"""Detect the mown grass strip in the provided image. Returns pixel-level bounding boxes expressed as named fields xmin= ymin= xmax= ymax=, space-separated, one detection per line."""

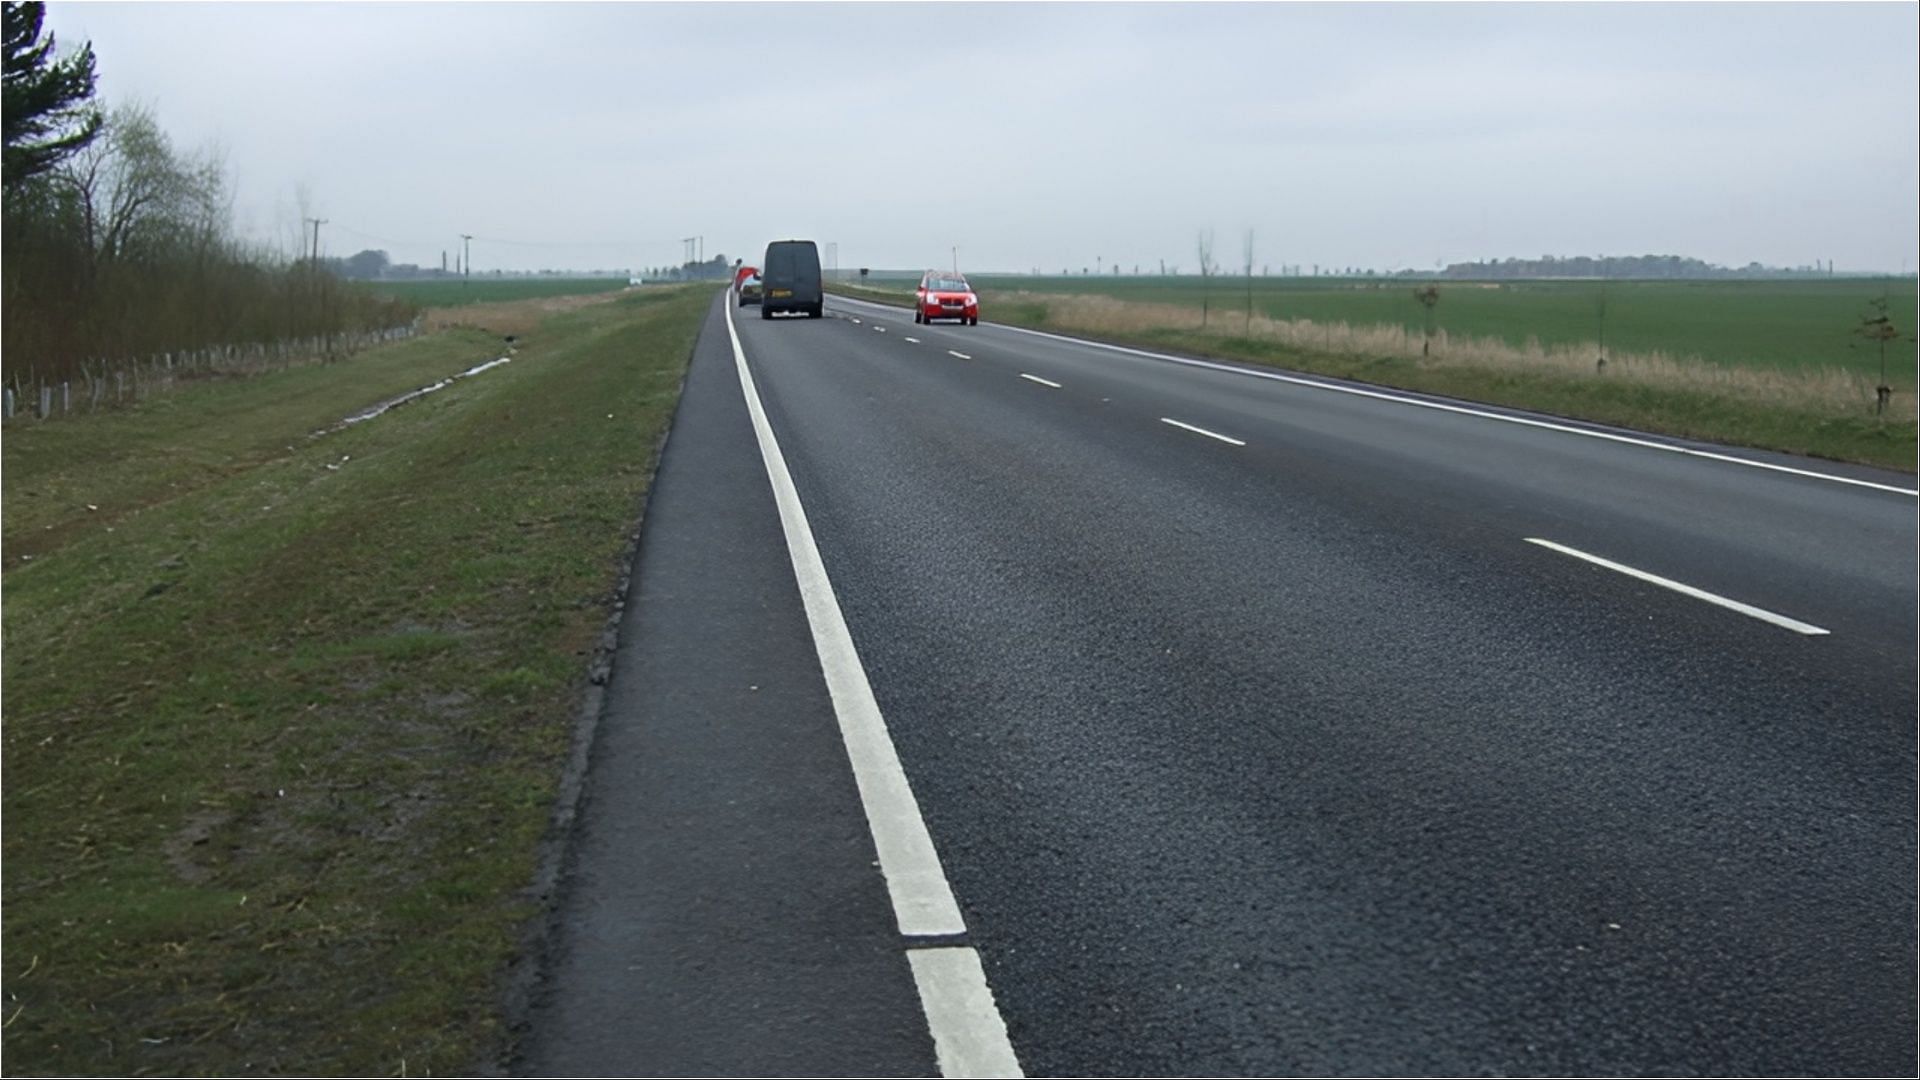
xmin=1 ymin=284 xmax=715 ymax=1075
xmin=826 ymin=283 xmax=1915 ymax=471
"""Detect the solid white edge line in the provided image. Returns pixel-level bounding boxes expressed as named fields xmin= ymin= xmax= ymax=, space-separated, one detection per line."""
xmin=908 ymin=948 xmax=1024 ymax=1079
xmin=727 ymin=297 xmax=1024 ymax=1078
xmin=1525 ymin=538 xmax=1831 ymax=636
xmin=1019 ymin=373 xmax=1061 ymax=388
xmin=948 ymin=350 xmax=972 ymax=360
xmin=828 ymin=294 xmax=1915 ymax=498
xmin=1160 ymin=417 xmax=1247 ymax=446
xmin=724 ymin=298 xmax=968 ymax=936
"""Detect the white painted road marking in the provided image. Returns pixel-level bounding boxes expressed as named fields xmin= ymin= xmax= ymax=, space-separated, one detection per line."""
xmin=1526 ymin=538 xmax=1831 ymax=636
xmin=829 ymin=295 xmax=1916 ymax=498
xmin=1160 ymin=417 xmax=1246 ymax=446
xmin=725 ymin=302 xmax=964 ymax=932
xmin=949 ymin=351 xmax=972 ymax=360
xmin=905 ymin=337 xmax=921 ymax=344
xmin=1020 ymin=374 xmax=1061 ymax=388
xmin=724 ymin=298 xmax=1024 ymax=1077
xmin=909 ymin=948 xmax=1024 ymax=1078
xmin=874 ymin=326 xmax=887 ymax=333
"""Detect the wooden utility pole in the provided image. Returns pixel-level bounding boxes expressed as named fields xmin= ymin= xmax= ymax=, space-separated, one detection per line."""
xmin=305 ymin=218 xmax=327 ymax=265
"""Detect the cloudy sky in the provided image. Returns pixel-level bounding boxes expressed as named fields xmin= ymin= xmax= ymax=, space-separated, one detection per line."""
xmin=43 ymin=1 xmax=1920 ymax=274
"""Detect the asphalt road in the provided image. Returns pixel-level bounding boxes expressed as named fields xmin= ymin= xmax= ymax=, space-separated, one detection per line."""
xmin=524 ymin=290 xmax=1916 ymax=1076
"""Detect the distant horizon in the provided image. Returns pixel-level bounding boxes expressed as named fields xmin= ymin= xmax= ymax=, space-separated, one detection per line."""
xmin=370 ymin=265 xmax=1920 ymax=282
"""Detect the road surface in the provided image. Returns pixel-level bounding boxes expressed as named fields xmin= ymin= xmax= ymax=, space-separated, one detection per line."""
xmin=520 ymin=290 xmax=1916 ymax=1076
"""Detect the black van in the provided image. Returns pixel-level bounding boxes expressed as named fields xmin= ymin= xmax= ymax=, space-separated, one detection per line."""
xmin=760 ymin=239 xmax=823 ymax=319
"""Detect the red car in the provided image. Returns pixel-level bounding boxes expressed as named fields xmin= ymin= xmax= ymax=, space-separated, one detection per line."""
xmin=915 ymin=271 xmax=979 ymax=326
xmin=734 ymin=264 xmax=758 ymax=290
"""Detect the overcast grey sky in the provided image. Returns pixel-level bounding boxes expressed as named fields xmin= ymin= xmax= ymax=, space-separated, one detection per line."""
xmin=44 ymin=1 xmax=1920 ymax=274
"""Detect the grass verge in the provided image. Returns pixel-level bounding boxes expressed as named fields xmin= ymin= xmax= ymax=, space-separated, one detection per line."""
xmin=364 ymin=277 xmax=632 ymax=309
xmin=826 ymin=283 xmax=1916 ymax=471
xmin=2 ymin=284 xmax=715 ymax=1074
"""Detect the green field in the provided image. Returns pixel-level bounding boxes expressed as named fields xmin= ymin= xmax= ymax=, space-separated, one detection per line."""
xmin=969 ymin=275 xmax=1919 ymax=386
xmin=363 ymin=277 xmax=632 ymax=308
xmin=2 ymin=285 xmax=713 ymax=1074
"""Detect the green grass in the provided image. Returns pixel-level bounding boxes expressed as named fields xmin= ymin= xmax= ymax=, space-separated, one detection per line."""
xmin=971 ymin=275 xmax=1919 ymax=386
xmin=362 ymin=277 xmax=632 ymax=308
xmin=2 ymin=284 xmax=714 ymax=1074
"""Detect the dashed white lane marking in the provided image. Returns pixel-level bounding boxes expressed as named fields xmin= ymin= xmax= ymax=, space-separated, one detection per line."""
xmin=851 ymin=318 xmax=862 ymax=324
xmin=905 ymin=337 xmax=921 ymax=344
xmin=948 ymin=351 xmax=972 ymax=360
xmin=826 ymin=295 xmax=1915 ymax=500
xmin=723 ymin=298 xmax=1024 ymax=1077
xmin=1160 ymin=417 xmax=1246 ymax=446
xmin=909 ymin=948 xmax=1024 ymax=1078
xmin=874 ymin=326 xmax=887 ymax=333
xmin=972 ymin=317 xmax=1918 ymax=499
xmin=1525 ymin=537 xmax=1831 ymax=636
xmin=1020 ymin=374 xmax=1062 ymax=388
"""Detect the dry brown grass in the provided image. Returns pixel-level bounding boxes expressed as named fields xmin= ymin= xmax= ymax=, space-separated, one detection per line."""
xmin=422 ymin=289 xmax=636 ymax=339
xmin=1010 ymin=291 xmax=1915 ymax=419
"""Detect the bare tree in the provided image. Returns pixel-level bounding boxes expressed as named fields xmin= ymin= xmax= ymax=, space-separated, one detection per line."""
xmin=1196 ymin=228 xmax=1214 ymax=329
xmin=1857 ymin=291 xmax=1901 ymax=414
xmin=1413 ymin=285 xmax=1440 ymax=356
xmin=54 ymin=103 xmax=220 ymax=276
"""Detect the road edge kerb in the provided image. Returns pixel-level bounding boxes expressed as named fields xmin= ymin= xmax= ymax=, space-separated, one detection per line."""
xmin=480 ymin=302 xmax=708 ymax=1076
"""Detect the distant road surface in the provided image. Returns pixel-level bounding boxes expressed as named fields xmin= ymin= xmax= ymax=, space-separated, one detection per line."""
xmin=522 ymin=291 xmax=1915 ymax=1076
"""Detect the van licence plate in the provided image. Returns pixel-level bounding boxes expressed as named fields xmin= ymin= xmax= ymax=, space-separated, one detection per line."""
xmin=771 ymin=289 xmax=792 ymax=298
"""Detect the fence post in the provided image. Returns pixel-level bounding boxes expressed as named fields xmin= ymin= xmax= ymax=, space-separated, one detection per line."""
xmin=61 ymin=381 xmax=70 ymax=414
xmin=3 ymin=388 xmax=13 ymax=420
xmin=39 ymin=385 xmax=52 ymax=419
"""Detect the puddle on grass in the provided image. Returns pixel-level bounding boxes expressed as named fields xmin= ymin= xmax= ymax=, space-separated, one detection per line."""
xmin=313 ymin=355 xmax=512 ymax=436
